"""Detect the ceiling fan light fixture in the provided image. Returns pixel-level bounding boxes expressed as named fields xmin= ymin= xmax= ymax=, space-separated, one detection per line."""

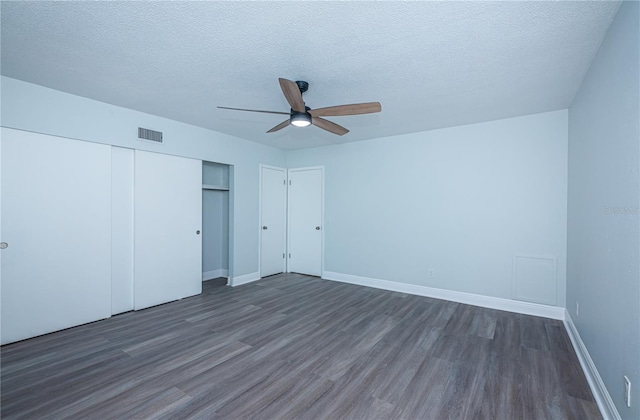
xmin=290 ymin=111 xmax=312 ymax=127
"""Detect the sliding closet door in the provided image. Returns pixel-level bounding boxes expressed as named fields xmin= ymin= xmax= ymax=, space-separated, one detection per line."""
xmin=134 ymin=151 xmax=202 ymax=310
xmin=0 ymin=128 xmax=112 ymax=345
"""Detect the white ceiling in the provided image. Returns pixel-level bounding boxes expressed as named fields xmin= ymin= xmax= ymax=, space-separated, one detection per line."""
xmin=1 ymin=1 xmax=620 ymax=150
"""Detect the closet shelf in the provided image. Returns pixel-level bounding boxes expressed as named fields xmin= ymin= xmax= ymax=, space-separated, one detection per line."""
xmin=202 ymin=184 xmax=229 ymax=191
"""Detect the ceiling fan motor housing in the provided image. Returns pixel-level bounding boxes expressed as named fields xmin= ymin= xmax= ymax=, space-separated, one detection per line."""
xmin=295 ymin=81 xmax=309 ymax=94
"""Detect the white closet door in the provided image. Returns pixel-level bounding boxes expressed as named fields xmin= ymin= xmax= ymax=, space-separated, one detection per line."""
xmin=288 ymin=167 xmax=323 ymax=277
xmin=260 ymin=166 xmax=287 ymax=277
xmin=0 ymin=128 xmax=112 ymax=345
xmin=134 ymin=151 xmax=202 ymax=310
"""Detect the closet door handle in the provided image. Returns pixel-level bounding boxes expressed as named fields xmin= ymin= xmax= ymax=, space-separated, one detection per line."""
xmin=315 ymin=226 xmax=321 ymax=230
xmin=0 ymin=242 xmax=7 ymax=249
xmin=196 ymin=230 xmax=201 ymax=235
xmin=262 ymin=226 xmax=268 ymax=230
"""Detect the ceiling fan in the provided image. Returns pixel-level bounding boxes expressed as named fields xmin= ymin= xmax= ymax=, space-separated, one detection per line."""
xmin=218 ymin=78 xmax=381 ymax=136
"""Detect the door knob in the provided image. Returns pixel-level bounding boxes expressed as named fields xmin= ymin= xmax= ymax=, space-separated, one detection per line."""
xmin=262 ymin=226 xmax=268 ymax=230
xmin=0 ymin=242 xmax=7 ymax=249
xmin=315 ymin=226 xmax=321 ymax=230
xmin=196 ymin=230 xmax=201 ymax=235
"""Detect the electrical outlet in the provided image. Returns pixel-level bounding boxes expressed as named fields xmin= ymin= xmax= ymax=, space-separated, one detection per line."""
xmin=624 ymin=376 xmax=631 ymax=407
xmin=576 ymin=301 xmax=579 ymax=317
xmin=428 ymin=269 xmax=434 ymax=278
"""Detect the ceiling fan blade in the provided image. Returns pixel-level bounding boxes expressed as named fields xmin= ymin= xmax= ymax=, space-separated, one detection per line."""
xmin=312 ymin=117 xmax=349 ymax=136
xmin=266 ymin=119 xmax=290 ymax=133
xmin=309 ymin=102 xmax=381 ymax=117
xmin=218 ymin=106 xmax=290 ymax=115
xmin=278 ymin=78 xmax=306 ymax=113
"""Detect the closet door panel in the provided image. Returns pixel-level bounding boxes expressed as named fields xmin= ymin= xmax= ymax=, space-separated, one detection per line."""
xmin=0 ymin=128 xmax=112 ymax=344
xmin=134 ymin=151 xmax=202 ymax=310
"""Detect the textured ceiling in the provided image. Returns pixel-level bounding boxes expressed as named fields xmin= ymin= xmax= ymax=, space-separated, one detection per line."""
xmin=1 ymin=1 xmax=620 ymax=150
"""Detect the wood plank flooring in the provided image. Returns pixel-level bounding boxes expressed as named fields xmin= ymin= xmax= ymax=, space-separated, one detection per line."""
xmin=1 ymin=273 xmax=601 ymax=419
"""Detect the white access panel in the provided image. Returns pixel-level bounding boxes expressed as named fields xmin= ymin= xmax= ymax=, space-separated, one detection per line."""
xmin=134 ymin=150 xmax=202 ymax=310
xmin=260 ymin=165 xmax=287 ymax=277
xmin=512 ymin=254 xmax=557 ymax=305
xmin=288 ymin=167 xmax=323 ymax=277
xmin=0 ymin=128 xmax=112 ymax=344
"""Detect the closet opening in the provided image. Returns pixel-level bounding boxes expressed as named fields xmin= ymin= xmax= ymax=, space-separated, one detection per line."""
xmin=202 ymin=161 xmax=232 ymax=286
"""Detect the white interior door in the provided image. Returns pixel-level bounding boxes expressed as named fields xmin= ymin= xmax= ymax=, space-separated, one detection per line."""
xmin=134 ymin=151 xmax=202 ymax=310
xmin=260 ymin=165 xmax=287 ymax=277
xmin=1 ymin=128 xmax=112 ymax=345
xmin=288 ymin=167 xmax=323 ymax=276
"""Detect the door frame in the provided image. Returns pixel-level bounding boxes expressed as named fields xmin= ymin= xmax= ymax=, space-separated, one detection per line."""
xmin=258 ymin=164 xmax=288 ymax=277
xmin=287 ymin=166 xmax=325 ymax=276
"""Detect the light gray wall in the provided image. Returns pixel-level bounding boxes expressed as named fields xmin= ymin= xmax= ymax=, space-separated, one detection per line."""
xmin=1 ymin=76 xmax=286 ymax=278
xmin=287 ymin=110 xmax=568 ymax=306
xmin=567 ymin=2 xmax=639 ymax=418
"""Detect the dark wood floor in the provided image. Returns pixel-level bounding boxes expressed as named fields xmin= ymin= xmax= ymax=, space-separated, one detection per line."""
xmin=1 ymin=273 xmax=600 ymax=419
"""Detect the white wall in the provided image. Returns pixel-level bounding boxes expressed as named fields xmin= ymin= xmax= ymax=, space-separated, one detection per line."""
xmin=567 ymin=1 xmax=639 ymax=418
xmin=287 ymin=110 xmax=568 ymax=306
xmin=1 ymin=76 xmax=287 ymax=279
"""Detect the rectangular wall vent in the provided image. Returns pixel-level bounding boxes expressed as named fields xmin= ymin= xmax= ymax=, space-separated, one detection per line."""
xmin=138 ymin=127 xmax=163 ymax=143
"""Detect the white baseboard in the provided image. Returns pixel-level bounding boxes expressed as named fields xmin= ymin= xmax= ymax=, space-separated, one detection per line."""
xmin=202 ymin=269 xmax=229 ymax=281
xmin=230 ymin=271 xmax=261 ymax=287
xmin=564 ymin=311 xmax=619 ymax=420
xmin=321 ymin=271 xmax=565 ymax=320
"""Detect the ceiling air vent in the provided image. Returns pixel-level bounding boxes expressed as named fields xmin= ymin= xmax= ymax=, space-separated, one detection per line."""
xmin=138 ymin=127 xmax=163 ymax=143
